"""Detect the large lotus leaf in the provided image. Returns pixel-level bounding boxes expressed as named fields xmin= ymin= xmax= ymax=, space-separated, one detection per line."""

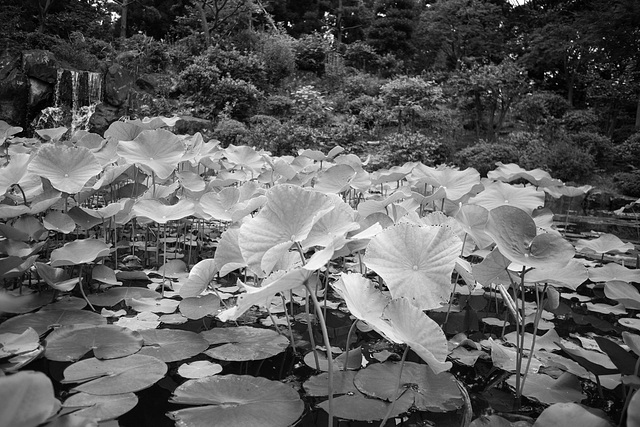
xmin=488 ymin=163 xmax=562 ymax=188
xmin=168 ymin=374 xmax=304 ymax=427
xmin=588 ymin=263 xmax=640 ymax=283
xmin=412 ymin=164 xmax=480 ymax=201
xmin=43 ymin=211 xmax=76 ymax=234
xmin=104 ymin=121 xmax=143 ymax=142
xmin=557 ymin=340 xmax=617 ymax=376
xmin=354 ymin=362 xmax=463 ymax=412
xmin=179 ymin=259 xmax=218 ymax=298
xmin=330 ymin=273 xmax=396 ymax=339
xmin=86 ymin=287 xmax=160 ymax=307
xmin=35 ymin=262 xmax=76 ymax=292
xmin=383 ymin=298 xmax=452 ymax=374
xmin=533 ymin=403 xmax=611 ymax=427
xmin=177 ymin=171 xmax=206 ymax=192
xmin=453 ymin=204 xmax=492 ymax=249
xmin=224 ymin=144 xmax=265 ymax=172
xmin=506 ymin=372 xmax=585 ymax=405
xmin=117 ymin=129 xmax=184 ymax=179
xmin=92 ymin=265 xmax=120 ymax=286
xmin=469 ymin=180 xmax=545 ymax=214
xmin=0 ymin=254 xmax=38 ymax=279
xmin=357 ymin=186 xmax=412 ymax=218
xmin=604 ymin=280 xmax=640 ymax=310
xmin=213 ymin=227 xmax=247 ymax=277
xmin=485 ymin=206 xmax=574 ymax=269
xmin=363 ymin=223 xmax=462 ymax=310
xmin=0 ymin=152 xmax=31 ymax=195
xmin=128 ymin=116 xmax=180 ymax=129
xmin=44 ymin=325 xmax=143 ymax=362
xmin=0 ymin=291 xmax=55 ymax=315
xmin=137 ymin=329 xmax=209 ymax=363
xmin=628 ymin=390 xmax=640 ymax=427
xmin=63 ymin=392 xmax=138 ymax=421
xmin=50 ymin=238 xmax=111 ymax=267
xmin=62 ymin=354 xmax=167 ymax=395
xmin=319 ymin=392 xmax=413 ymax=422
xmin=0 ymin=239 xmax=45 ymax=258
xmin=179 ymin=294 xmax=221 ymax=319
xmin=132 ymin=198 xmax=195 ymax=224
xmin=314 ymin=164 xmax=356 ymax=193
xmin=301 ymin=194 xmax=359 ymax=250
xmin=67 ymin=206 xmax=103 ymax=229
xmin=575 ymin=234 xmax=634 ymax=255
xmin=198 ymin=187 xmax=240 ymax=222
xmin=216 ymin=268 xmax=312 ymax=322
xmin=471 ymin=248 xmax=513 ymax=287
xmin=28 ymin=144 xmax=101 ymax=194
xmin=0 ymin=371 xmax=56 ymax=427
xmin=525 ymin=259 xmax=589 ymax=291
xmin=238 ymin=184 xmax=334 ymax=276
xmin=0 ymin=309 xmax=106 ymax=335
xmin=202 ymin=326 xmax=290 ymax=361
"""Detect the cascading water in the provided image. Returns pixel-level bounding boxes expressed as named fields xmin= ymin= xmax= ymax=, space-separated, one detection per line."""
xmin=32 ymin=69 xmax=103 ymax=135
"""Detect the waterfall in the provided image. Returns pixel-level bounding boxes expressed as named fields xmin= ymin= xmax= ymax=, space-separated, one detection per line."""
xmin=33 ymin=69 xmax=103 ymax=135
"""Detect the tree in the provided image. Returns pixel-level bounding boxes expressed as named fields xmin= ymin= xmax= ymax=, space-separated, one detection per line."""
xmin=189 ymin=0 xmax=258 ymax=47
xmin=366 ymin=0 xmax=420 ymax=60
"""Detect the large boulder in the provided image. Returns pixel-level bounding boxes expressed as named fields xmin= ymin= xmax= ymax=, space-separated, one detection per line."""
xmin=89 ymin=102 xmax=122 ymax=136
xmin=22 ymin=50 xmax=58 ymax=84
xmin=174 ymin=116 xmax=214 ymax=135
xmin=0 ymin=50 xmax=29 ymax=127
xmin=28 ymin=78 xmax=53 ymax=115
xmin=105 ymin=64 xmax=134 ymax=107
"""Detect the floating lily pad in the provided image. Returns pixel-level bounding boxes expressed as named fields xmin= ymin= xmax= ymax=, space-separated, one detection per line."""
xmin=63 ymin=392 xmax=138 ymax=421
xmin=575 ymin=234 xmax=635 ymax=255
xmin=364 ymin=223 xmax=462 ymax=310
xmin=303 ymin=370 xmax=359 ymax=396
xmin=0 ymin=371 xmax=57 ymax=427
xmin=92 ymin=265 xmax=121 ymax=286
xmin=319 ymin=392 xmax=413 ymax=422
xmin=507 ymin=372 xmax=585 ymax=405
xmin=354 ymin=361 xmax=463 ymax=412
xmin=0 ymin=309 xmax=106 ymax=335
xmin=44 ymin=325 xmax=143 ymax=362
xmin=178 ymin=361 xmax=223 ymax=379
xmin=0 ymin=327 xmax=39 ymax=358
xmin=50 ymin=239 xmax=111 ymax=267
xmin=202 ymin=326 xmax=290 ymax=361
xmin=168 ymin=374 xmax=304 ymax=427
xmin=129 ymin=297 xmax=179 ymax=314
xmin=533 ymin=402 xmax=611 ymax=427
xmin=137 ymin=329 xmax=209 ymax=363
xmin=62 ymin=354 xmax=167 ymax=395
xmin=179 ymin=294 xmax=221 ymax=319
xmin=0 ymin=291 xmax=54 ymax=314
xmin=86 ymin=287 xmax=161 ymax=307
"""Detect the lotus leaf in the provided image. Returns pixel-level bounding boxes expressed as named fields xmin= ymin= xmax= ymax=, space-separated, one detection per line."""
xmin=213 ymin=227 xmax=247 ymax=277
xmin=44 ymin=325 xmax=143 ymax=362
xmin=469 ymin=180 xmax=545 ymax=214
xmin=202 ymin=326 xmax=290 ymax=361
xmin=604 ymin=280 xmax=640 ymax=310
xmin=628 ymin=390 xmax=640 ymax=427
xmin=364 ymin=223 xmax=462 ymax=310
xmin=533 ymin=403 xmax=611 ymax=427
xmin=488 ymin=163 xmax=562 ymax=188
xmin=507 ymin=372 xmax=585 ymax=405
xmin=589 ymin=263 xmax=640 ymax=283
xmin=575 ymin=233 xmax=635 ymax=255
xmin=28 ymin=144 xmax=102 ymax=194
xmin=198 ymin=187 xmax=239 ymax=222
xmin=62 ymin=354 xmax=167 ymax=395
xmin=13 ymin=215 xmax=48 ymax=241
xmin=63 ymin=392 xmax=138 ymax=421
xmin=179 ymin=259 xmax=218 ymax=298
xmin=137 ymin=329 xmax=209 ymax=362
xmin=558 ymin=340 xmax=617 ymax=376
xmin=0 ymin=371 xmax=57 ymax=427
xmin=238 ymin=184 xmax=334 ymax=276
xmin=354 ymin=361 xmax=463 ymax=412
xmin=168 ymin=374 xmax=304 ymax=427
xmin=178 ymin=361 xmax=223 ymax=379
xmin=43 ymin=211 xmax=76 ymax=234
xmin=50 ymin=238 xmax=111 ymax=267
xmin=485 ymin=206 xmax=574 ymax=269
xmin=0 ymin=152 xmax=31 ymax=195
xmin=224 ymin=144 xmax=265 ymax=172
xmin=319 ymin=392 xmax=413 ymax=422
xmin=303 ymin=371 xmax=359 ymax=397
xmin=619 ymin=318 xmax=640 ymax=331
xmin=132 ymin=198 xmax=195 ymax=224
xmin=117 ymin=129 xmax=185 ymax=179
xmin=92 ymin=265 xmax=120 ymax=286
xmin=413 ymin=164 xmax=480 ymax=201
xmin=129 ymin=297 xmax=179 ymax=313
xmin=525 ymin=259 xmax=588 ymax=290
xmin=314 ymin=164 xmax=356 ymax=193
xmin=179 ymin=294 xmax=221 ymax=319
xmin=0 ymin=327 xmax=39 ymax=358
xmin=0 ymin=309 xmax=106 ymax=335
xmin=490 ymin=340 xmax=542 ymax=374
xmin=593 ymin=336 xmax=638 ymax=375
xmin=86 ymin=287 xmax=161 ymax=307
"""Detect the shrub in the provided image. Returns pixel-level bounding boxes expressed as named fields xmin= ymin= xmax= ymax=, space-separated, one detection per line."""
xmin=562 ymin=109 xmax=600 ymax=133
xmin=614 ymin=171 xmax=640 ymax=197
xmin=263 ymin=95 xmax=294 ymax=117
xmin=291 ymin=85 xmax=332 ymax=126
xmin=377 ymin=131 xmax=448 ymax=169
xmin=342 ymin=73 xmax=385 ymax=99
xmin=545 ymin=140 xmax=595 ymax=183
xmin=343 ymin=41 xmax=380 ymax=72
xmin=211 ymin=77 xmax=263 ymax=121
xmin=117 ymin=34 xmax=170 ymax=73
xmin=257 ymin=33 xmax=296 ymax=86
xmin=454 ymin=142 xmax=520 ymax=176
xmin=513 ymin=91 xmax=569 ymax=129
xmin=294 ymin=33 xmax=329 ymax=75
xmin=214 ymin=118 xmax=250 ymax=146
xmin=612 ymin=132 xmax=640 ymax=168
xmin=345 ymin=95 xmax=388 ymax=130
xmin=177 ymin=57 xmax=221 ymax=103
xmin=567 ymin=131 xmax=612 ymax=167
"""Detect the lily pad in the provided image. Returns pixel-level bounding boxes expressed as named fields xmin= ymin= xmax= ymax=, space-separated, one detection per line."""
xmin=604 ymin=280 xmax=640 ymax=310
xmin=0 ymin=327 xmax=39 ymax=358
xmin=0 ymin=370 xmax=57 ymax=427
xmin=178 ymin=361 xmax=223 ymax=379
xmin=0 ymin=309 xmax=106 ymax=335
xmin=62 ymin=354 xmax=167 ymax=395
xmin=363 ymin=223 xmax=462 ymax=310
xmin=42 ymin=211 xmax=76 ymax=234
xmin=202 ymin=326 xmax=290 ymax=361
xmin=179 ymin=294 xmax=221 ymax=319
xmin=354 ymin=361 xmax=463 ymax=412
xmin=86 ymin=287 xmax=161 ymax=307
xmin=507 ymin=372 xmax=585 ymax=405
xmin=137 ymin=329 xmax=209 ymax=363
xmin=575 ymin=233 xmax=635 ymax=255
xmin=533 ymin=402 xmax=611 ymax=427
xmin=129 ymin=297 xmax=179 ymax=314
xmin=168 ymin=374 xmax=304 ymax=427
xmin=63 ymin=392 xmax=138 ymax=421
xmin=303 ymin=370 xmax=360 ymax=396
xmin=318 ymin=392 xmax=413 ymax=422
xmin=50 ymin=239 xmax=111 ymax=267
xmin=588 ymin=263 xmax=640 ymax=283
xmin=44 ymin=325 xmax=143 ymax=362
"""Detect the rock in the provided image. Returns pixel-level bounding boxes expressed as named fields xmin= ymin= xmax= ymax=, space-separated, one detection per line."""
xmin=174 ymin=116 xmax=214 ymax=135
xmin=22 ymin=50 xmax=58 ymax=84
xmin=28 ymin=78 xmax=53 ymax=118
xmin=136 ymin=74 xmax=157 ymax=93
xmin=0 ymin=49 xmax=28 ymax=126
xmin=105 ymin=64 xmax=134 ymax=107
xmin=89 ymin=102 xmax=122 ymax=135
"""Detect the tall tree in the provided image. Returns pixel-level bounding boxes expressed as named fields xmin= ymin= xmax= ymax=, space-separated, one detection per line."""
xmin=366 ymin=0 xmax=420 ymax=60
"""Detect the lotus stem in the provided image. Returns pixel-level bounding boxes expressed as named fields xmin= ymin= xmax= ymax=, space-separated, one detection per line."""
xmin=379 ymin=346 xmax=410 ymax=427
xmin=519 ymin=284 xmax=547 ymax=397
xmin=281 ymin=294 xmax=297 ymax=353
xmin=343 ymin=319 xmax=359 ymax=371
xmin=12 ymin=184 xmax=28 ymax=206
xmin=161 ymin=222 xmax=167 ymax=297
xmin=295 ymin=243 xmax=321 ymax=371
xmin=77 ymin=264 xmax=95 ymax=312
xmin=456 ymin=378 xmax=473 ymax=427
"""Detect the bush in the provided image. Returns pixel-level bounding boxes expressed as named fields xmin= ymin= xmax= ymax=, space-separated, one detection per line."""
xmin=211 ymin=77 xmax=263 ymax=121
xmin=291 ymin=85 xmax=332 ymax=126
xmin=214 ymin=118 xmax=250 ymax=146
xmin=177 ymin=57 xmax=221 ymax=103
xmin=345 ymin=95 xmax=388 ymax=130
xmin=257 ymin=33 xmax=297 ymax=86
xmin=454 ymin=142 xmax=520 ymax=176
xmin=294 ymin=33 xmax=329 ymax=75
xmin=545 ymin=140 xmax=595 ymax=183
xmin=263 ymin=95 xmax=294 ymax=117
xmin=342 ymin=73 xmax=385 ymax=99
xmin=117 ymin=34 xmax=170 ymax=73
xmin=513 ymin=91 xmax=569 ymax=129
xmin=567 ymin=132 xmax=612 ymax=167
xmin=562 ymin=109 xmax=600 ymax=133
xmin=614 ymin=171 xmax=640 ymax=197
xmin=612 ymin=132 xmax=640 ymax=168
xmin=377 ymin=132 xmax=448 ymax=169
xmin=343 ymin=41 xmax=380 ymax=73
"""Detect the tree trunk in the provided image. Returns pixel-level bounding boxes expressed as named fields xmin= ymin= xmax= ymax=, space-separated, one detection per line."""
xmin=195 ymin=2 xmax=211 ymax=48
xmin=38 ymin=0 xmax=55 ymax=33
xmin=120 ymin=0 xmax=129 ymax=40
xmin=636 ymin=93 xmax=640 ymax=130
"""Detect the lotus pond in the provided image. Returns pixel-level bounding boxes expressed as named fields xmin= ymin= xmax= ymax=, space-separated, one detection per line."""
xmin=1 ymin=118 xmax=639 ymax=427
